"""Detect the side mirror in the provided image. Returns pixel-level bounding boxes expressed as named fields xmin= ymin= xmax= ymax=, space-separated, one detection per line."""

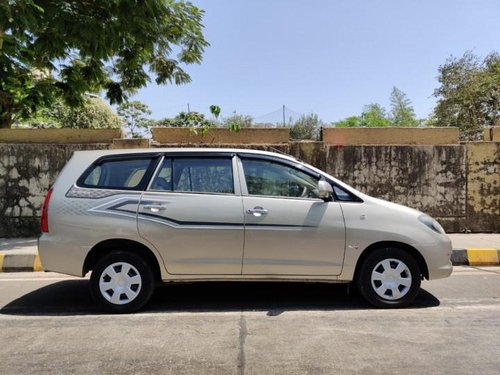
xmin=318 ymin=180 xmax=333 ymax=201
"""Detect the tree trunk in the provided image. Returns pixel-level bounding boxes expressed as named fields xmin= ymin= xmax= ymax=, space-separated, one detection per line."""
xmin=0 ymin=90 xmax=15 ymax=128
xmin=1 ymin=29 xmax=13 ymax=128
xmin=0 ymin=103 xmax=14 ymax=129
xmin=0 ymin=116 xmax=14 ymax=128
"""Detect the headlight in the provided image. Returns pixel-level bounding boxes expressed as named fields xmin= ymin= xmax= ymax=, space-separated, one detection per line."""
xmin=418 ymin=215 xmax=446 ymax=235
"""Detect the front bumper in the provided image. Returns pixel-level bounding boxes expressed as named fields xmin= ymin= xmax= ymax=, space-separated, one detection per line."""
xmin=418 ymin=236 xmax=453 ymax=280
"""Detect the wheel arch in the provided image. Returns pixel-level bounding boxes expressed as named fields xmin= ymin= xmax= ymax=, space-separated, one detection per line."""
xmin=83 ymin=239 xmax=163 ymax=282
xmin=353 ymin=241 xmax=429 ymax=281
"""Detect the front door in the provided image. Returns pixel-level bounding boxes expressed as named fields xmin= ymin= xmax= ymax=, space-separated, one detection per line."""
xmin=239 ymin=157 xmax=346 ymax=275
xmin=138 ymin=156 xmax=244 ymax=275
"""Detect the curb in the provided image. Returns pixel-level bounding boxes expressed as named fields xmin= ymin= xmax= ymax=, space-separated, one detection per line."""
xmin=451 ymin=248 xmax=500 ymax=266
xmin=0 ymin=253 xmax=43 ymax=272
xmin=0 ymin=249 xmax=499 ymax=273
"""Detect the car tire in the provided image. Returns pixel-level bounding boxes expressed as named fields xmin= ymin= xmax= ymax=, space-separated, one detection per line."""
xmin=356 ymin=247 xmax=421 ymax=308
xmin=90 ymin=251 xmax=155 ymax=313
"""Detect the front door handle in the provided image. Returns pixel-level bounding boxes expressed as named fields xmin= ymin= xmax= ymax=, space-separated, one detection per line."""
xmin=143 ymin=204 xmax=167 ymax=212
xmin=246 ymin=206 xmax=268 ymax=217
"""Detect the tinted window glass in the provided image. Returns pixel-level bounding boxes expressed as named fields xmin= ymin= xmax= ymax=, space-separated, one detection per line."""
xmin=150 ymin=159 xmax=173 ymax=191
xmin=81 ymin=158 xmax=154 ymax=189
xmin=151 ymin=158 xmax=234 ymax=194
xmin=242 ymin=159 xmax=319 ymax=198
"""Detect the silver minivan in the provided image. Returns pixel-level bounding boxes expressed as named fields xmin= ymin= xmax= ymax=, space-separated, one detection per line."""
xmin=39 ymin=148 xmax=453 ymax=312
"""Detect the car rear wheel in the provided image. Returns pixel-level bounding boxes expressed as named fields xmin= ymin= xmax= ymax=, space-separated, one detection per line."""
xmin=90 ymin=251 xmax=155 ymax=313
xmin=356 ymin=247 xmax=421 ymax=308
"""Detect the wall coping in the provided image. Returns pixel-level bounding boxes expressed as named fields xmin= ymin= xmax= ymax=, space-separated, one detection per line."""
xmin=322 ymin=127 xmax=460 ymax=145
xmin=0 ymin=128 xmax=123 ymax=144
xmin=484 ymin=127 xmax=500 ymax=142
xmin=151 ymin=127 xmax=290 ymax=144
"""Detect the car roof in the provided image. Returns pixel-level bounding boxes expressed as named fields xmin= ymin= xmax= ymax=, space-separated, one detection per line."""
xmin=74 ymin=147 xmax=298 ymax=162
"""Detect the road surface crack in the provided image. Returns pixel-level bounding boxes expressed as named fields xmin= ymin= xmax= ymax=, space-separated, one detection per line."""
xmin=237 ymin=314 xmax=247 ymax=375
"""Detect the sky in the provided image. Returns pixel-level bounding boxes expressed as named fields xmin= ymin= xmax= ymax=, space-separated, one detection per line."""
xmin=133 ymin=0 xmax=500 ymax=123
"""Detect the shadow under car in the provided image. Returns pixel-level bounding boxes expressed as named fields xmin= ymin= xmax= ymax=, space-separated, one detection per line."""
xmin=0 ymin=279 xmax=440 ymax=316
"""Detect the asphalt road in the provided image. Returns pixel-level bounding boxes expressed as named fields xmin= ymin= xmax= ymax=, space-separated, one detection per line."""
xmin=1 ymin=267 xmax=500 ymax=375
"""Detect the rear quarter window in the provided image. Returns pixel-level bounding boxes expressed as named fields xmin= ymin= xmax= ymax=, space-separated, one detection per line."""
xmin=78 ymin=157 xmax=156 ymax=190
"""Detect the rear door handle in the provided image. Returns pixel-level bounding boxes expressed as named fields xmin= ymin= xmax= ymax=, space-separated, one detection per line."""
xmin=143 ymin=204 xmax=167 ymax=212
xmin=246 ymin=207 xmax=268 ymax=217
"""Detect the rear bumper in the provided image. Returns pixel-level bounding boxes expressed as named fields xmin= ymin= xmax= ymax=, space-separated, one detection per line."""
xmin=38 ymin=234 xmax=89 ymax=277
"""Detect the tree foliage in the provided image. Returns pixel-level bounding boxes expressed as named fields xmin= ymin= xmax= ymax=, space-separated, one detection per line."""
xmin=117 ymin=101 xmax=152 ymax=138
xmin=14 ymin=96 xmax=122 ymax=129
xmin=361 ymin=103 xmax=391 ymax=127
xmin=155 ymin=107 xmax=247 ymax=133
xmin=14 ymin=99 xmax=67 ymax=128
xmin=433 ymin=51 xmax=500 ymax=139
xmin=223 ymin=112 xmax=253 ymax=131
xmin=390 ymin=87 xmax=418 ymax=126
xmin=209 ymin=105 xmax=221 ymax=120
xmin=0 ymin=0 xmax=208 ymax=128
xmin=61 ymin=97 xmax=123 ymax=129
xmin=335 ymin=103 xmax=391 ymax=128
xmin=290 ymin=113 xmax=323 ymax=140
xmin=333 ymin=116 xmax=362 ymax=128
xmin=154 ymin=111 xmax=213 ymax=130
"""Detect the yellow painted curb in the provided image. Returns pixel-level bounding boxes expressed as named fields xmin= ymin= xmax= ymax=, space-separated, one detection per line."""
xmin=467 ymin=249 xmax=499 ymax=266
xmin=33 ymin=255 xmax=43 ymax=272
xmin=0 ymin=253 xmax=4 ymax=272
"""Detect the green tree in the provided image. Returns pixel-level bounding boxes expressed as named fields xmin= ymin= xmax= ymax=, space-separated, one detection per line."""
xmin=62 ymin=97 xmax=123 ymax=129
xmin=0 ymin=0 xmax=208 ymax=128
xmin=154 ymin=111 xmax=213 ymax=131
xmin=223 ymin=112 xmax=253 ymax=131
xmin=13 ymin=99 xmax=67 ymax=128
xmin=290 ymin=113 xmax=323 ymax=140
xmin=15 ymin=96 xmax=122 ymax=129
xmin=390 ymin=87 xmax=418 ymax=126
xmin=334 ymin=104 xmax=391 ymax=128
xmin=117 ymin=101 xmax=152 ymax=138
xmin=433 ymin=51 xmax=500 ymax=139
xmin=209 ymin=105 xmax=221 ymax=120
xmin=334 ymin=116 xmax=362 ymax=128
xmin=360 ymin=103 xmax=391 ymax=127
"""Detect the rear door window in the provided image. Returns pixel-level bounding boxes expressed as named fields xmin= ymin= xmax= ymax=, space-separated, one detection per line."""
xmin=150 ymin=157 xmax=234 ymax=194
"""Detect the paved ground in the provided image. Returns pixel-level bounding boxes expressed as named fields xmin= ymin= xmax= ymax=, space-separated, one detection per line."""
xmin=0 ymin=266 xmax=499 ymax=374
xmin=449 ymin=233 xmax=500 ymax=249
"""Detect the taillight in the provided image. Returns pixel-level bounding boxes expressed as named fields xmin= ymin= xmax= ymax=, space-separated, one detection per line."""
xmin=41 ymin=188 xmax=53 ymax=233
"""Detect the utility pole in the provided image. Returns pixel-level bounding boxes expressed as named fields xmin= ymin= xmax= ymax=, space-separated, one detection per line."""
xmin=282 ymin=104 xmax=286 ymax=127
xmin=187 ymin=103 xmax=190 ymax=114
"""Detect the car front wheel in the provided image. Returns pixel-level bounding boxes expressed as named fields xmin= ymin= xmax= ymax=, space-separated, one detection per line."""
xmin=356 ymin=247 xmax=421 ymax=308
xmin=90 ymin=251 xmax=155 ymax=313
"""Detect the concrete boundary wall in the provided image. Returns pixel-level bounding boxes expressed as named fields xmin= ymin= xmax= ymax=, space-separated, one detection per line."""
xmin=0 ymin=140 xmax=498 ymax=236
xmin=466 ymin=142 xmax=500 ymax=232
xmin=0 ymin=143 xmax=112 ymax=237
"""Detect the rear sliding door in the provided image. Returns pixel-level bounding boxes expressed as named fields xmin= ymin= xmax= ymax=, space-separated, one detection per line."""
xmin=138 ymin=155 xmax=244 ymax=275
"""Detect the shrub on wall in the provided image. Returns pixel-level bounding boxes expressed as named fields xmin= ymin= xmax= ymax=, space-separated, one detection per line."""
xmin=61 ymin=97 xmax=123 ymax=129
xmin=15 ymin=97 xmax=123 ymax=129
xmin=290 ymin=113 xmax=323 ymax=140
